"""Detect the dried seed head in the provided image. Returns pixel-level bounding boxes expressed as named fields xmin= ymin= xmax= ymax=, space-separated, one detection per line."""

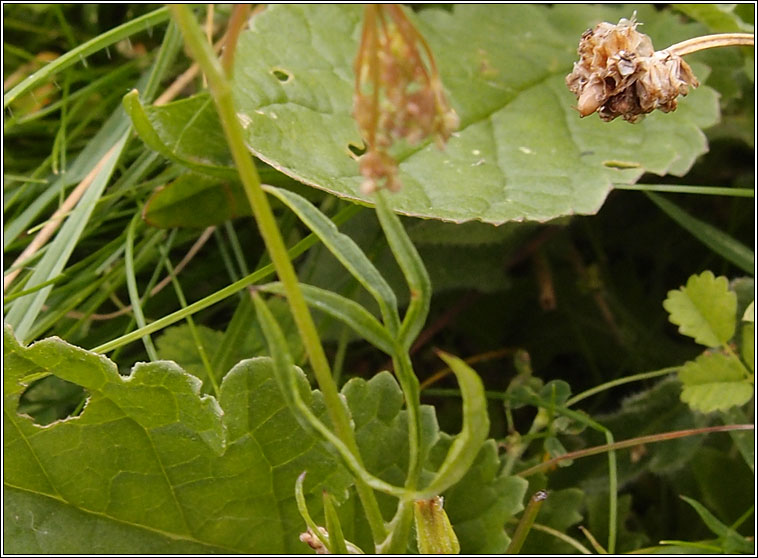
xmin=566 ymin=14 xmax=699 ymax=123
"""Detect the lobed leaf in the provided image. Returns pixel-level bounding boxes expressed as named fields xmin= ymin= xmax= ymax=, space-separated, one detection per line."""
xmin=678 ymin=350 xmax=753 ymax=413
xmin=4 ymin=324 xmax=354 ymax=553
xmin=663 ymin=271 xmax=738 ymax=347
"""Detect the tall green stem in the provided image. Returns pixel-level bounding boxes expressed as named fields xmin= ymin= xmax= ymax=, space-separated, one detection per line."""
xmin=169 ymin=6 xmax=386 ymax=546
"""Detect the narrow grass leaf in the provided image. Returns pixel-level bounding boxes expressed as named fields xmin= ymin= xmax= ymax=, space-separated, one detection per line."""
xmin=647 ymin=192 xmax=754 ymax=273
xmin=263 ymin=185 xmax=400 ymax=333
xmin=374 ymin=191 xmax=431 ymax=351
xmin=259 ymin=282 xmax=395 ymax=355
xmin=5 ymin=133 xmax=129 ymax=343
xmin=3 ymin=6 xmax=172 ymax=108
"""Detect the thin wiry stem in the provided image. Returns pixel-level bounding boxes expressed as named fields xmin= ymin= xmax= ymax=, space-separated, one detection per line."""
xmin=667 ymin=32 xmax=754 ymax=57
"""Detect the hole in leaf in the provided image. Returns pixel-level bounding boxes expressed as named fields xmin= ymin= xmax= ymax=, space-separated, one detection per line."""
xmin=271 ymin=68 xmax=291 ymax=82
xmin=347 ymin=143 xmax=367 ymax=158
xmin=18 ymin=375 xmax=89 ymax=426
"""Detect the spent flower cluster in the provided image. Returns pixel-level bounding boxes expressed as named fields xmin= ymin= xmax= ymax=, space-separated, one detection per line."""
xmin=566 ymin=15 xmax=699 ymax=123
xmin=353 ymin=5 xmax=458 ymax=193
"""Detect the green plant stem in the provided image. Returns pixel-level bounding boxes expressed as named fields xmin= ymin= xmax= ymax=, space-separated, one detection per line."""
xmin=169 ymin=6 xmax=387 ymax=546
xmin=529 ymin=522 xmax=593 ymax=554
xmin=613 ymin=184 xmax=754 ymax=197
xmin=565 ymin=367 xmax=678 ymax=407
xmin=124 ymin=214 xmax=157 ymax=361
xmin=158 ymin=239 xmax=220 ymax=398
xmin=506 ymin=490 xmax=548 ymax=554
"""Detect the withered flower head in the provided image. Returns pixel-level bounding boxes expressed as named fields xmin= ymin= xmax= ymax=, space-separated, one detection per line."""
xmin=566 ymin=15 xmax=699 ymax=123
xmin=353 ymin=5 xmax=459 ymax=193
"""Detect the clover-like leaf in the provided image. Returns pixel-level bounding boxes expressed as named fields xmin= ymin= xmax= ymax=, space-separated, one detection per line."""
xmin=663 ymin=271 xmax=738 ymax=347
xmin=228 ymin=4 xmax=719 ymax=224
xmin=678 ymin=350 xmax=753 ymax=413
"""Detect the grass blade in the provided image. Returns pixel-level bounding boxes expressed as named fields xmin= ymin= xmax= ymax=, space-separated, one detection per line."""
xmin=646 ymin=192 xmax=754 ymax=273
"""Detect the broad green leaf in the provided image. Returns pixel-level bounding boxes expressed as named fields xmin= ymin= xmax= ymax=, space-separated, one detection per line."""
xmin=341 ymin=371 xmax=525 ymax=553
xmin=678 ymin=350 xmax=753 ymax=413
xmin=4 ymin=324 xmax=354 ymax=553
xmin=674 ymin=4 xmax=754 ymax=32
xmin=647 ymin=193 xmax=754 ymax=274
xmin=143 ymin=173 xmax=250 ymax=228
xmin=743 ymin=300 xmax=755 ymax=322
xmin=342 ymin=371 xmax=440 ymax=500
xmin=742 ymin=321 xmax=754 ymax=373
xmin=3 ymin=487 xmax=224 ymax=554
xmin=228 ymin=4 xmax=719 ymax=224
xmin=663 ymin=271 xmax=738 ymax=347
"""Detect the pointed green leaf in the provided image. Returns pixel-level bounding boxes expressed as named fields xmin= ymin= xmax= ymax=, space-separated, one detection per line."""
xmin=647 ymin=193 xmax=754 ymax=273
xmin=374 ymin=192 xmax=431 ymax=350
xmin=679 ymin=496 xmax=754 ymax=554
xmin=259 ymin=282 xmax=396 ymax=355
xmin=263 ymin=185 xmax=400 ymax=331
xmin=4 ymin=324 xmax=355 ymax=553
xmin=228 ymin=4 xmax=719 ymax=224
xmin=663 ymin=271 xmax=738 ymax=347
xmin=123 ymin=90 xmax=236 ymax=179
xmin=413 ymin=496 xmax=460 ymax=554
xmin=423 ymin=351 xmax=489 ymax=496
xmin=678 ymin=350 xmax=753 ymax=413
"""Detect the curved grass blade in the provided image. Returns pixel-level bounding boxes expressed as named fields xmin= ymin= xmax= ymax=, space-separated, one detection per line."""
xmin=647 ymin=192 xmax=754 ymax=273
xmin=420 ymin=350 xmax=489 ymax=497
xmin=5 ymin=134 xmax=129 ymax=342
xmin=4 ymin=6 xmax=172 ymax=108
xmin=374 ymin=190 xmax=431 ymax=351
xmin=263 ymin=185 xmax=401 ymax=333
